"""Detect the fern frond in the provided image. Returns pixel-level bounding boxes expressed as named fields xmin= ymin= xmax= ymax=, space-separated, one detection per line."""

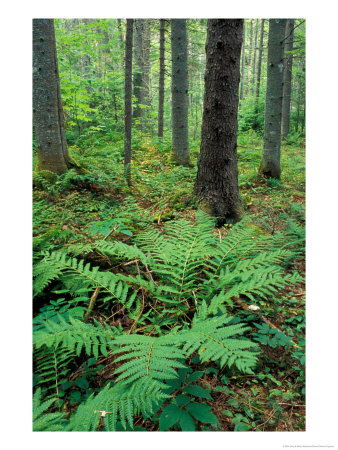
xmin=33 ymin=388 xmax=66 ymax=431
xmin=33 ymin=315 xmax=118 ymax=359
xmin=177 ymin=315 xmax=259 ymax=374
xmin=67 ymin=380 xmax=167 ymax=431
xmin=112 ymin=334 xmax=186 ymax=386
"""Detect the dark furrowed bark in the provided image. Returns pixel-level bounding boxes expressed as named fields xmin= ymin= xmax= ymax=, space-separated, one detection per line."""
xmin=194 ymin=19 xmax=243 ymax=225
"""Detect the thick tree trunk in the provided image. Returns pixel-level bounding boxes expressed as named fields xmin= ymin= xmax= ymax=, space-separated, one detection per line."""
xmin=133 ymin=19 xmax=145 ymax=123
xmin=194 ymin=19 xmax=243 ymax=225
xmin=171 ymin=19 xmax=191 ymax=166
xmin=124 ymin=19 xmax=134 ymax=186
xmin=260 ymin=19 xmax=287 ymax=179
xmin=33 ymin=19 xmax=70 ymax=175
xmin=245 ymin=19 xmax=254 ymax=97
xmin=255 ymin=19 xmax=265 ymax=101
xmin=281 ymin=19 xmax=295 ymax=140
xmin=239 ymin=21 xmax=246 ymax=101
xmin=158 ymin=19 xmax=165 ymax=138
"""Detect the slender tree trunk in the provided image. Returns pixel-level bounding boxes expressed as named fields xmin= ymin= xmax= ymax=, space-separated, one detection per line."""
xmin=255 ymin=19 xmax=265 ymax=101
xmin=133 ymin=19 xmax=145 ymax=124
xmin=251 ymin=19 xmax=258 ymax=95
xmin=194 ymin=19 xmax=243 ymax=225
xmin=33 ymin=19 xmax=71 ymax=175
xmin=142 ymin=19 xmax=151 ymax=109
xmin=281 ymin=19 xmax=295 ymax=140
xmin=245 ymin=19 xmax=254 ymax=96
xmin=124 ymin=19 xmax=134 ymax=186
xmin=158 ymin=19 xmax=165 ymax=138
xmin=260 ymin=19 xmax=287 ymax=179
xmin=171 ymin=19 xmax=191 ymax=166
xmin=239 ymin=21 xmax=246 ymax=101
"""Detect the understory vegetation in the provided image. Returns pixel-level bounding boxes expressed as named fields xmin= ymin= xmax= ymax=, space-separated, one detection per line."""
xmin=33 ymin=130 xmax=305 ymax=431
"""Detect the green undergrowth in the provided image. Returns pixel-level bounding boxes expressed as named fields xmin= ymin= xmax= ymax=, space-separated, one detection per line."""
xmin=33 ymin=132 xmax=305 ymax=431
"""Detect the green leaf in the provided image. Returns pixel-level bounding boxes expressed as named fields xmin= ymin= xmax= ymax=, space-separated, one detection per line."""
xmin=183 ymin=385 xmax=212 ymax=400
xmin=159 ymin=404 xmax=181 ymax=430
xmin=179 ymin=410 xmax=195 ymax=431
xmin=234 ymin=422 xmax=251 ymax=431
xmin=176 ymin=395 xmax=191 ymax=407
xmin=222 ymin=410 xmax=234 ymax=418
xmin=186 ymin=403 xmax=219 ymax=424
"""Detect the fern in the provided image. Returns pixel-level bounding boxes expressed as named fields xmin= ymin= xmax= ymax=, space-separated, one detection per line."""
xmin=33 ymin=388 xmax=66 ymax=431
xmin=176 ymin=313 xmax=259 ymax=374
xmin=112 ymin=334 xmax=186 ymax=387
xmin=67 ymin=380 xmax=168 ymax=431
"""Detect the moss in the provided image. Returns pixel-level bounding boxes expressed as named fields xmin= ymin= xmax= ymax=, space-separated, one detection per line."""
xmin=33 ymin=169 xmax=58 ymax=188
xmin=152 ymin=211 xmax=176 ymax=223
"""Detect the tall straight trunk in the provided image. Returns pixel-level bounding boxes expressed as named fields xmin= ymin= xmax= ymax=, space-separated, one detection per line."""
xmin=133 ymin=19 xmax=145 ymax=122
xmin=255 ymin=19 xmax=265 ymax=101
xmin=158 ymin=19 xmax=165 ymax=138
xmin=33 ymin=19 xmax=70 ymax=174
xmin=260 ymin=19 xmax=287 ymax=179
xmin=194 ymin=19 xmax=243 ymax=225
xmin=245 ymin=19 xmax=254 ymax=96
xmin=281 ymin=18 xmax=295 ymax=140
xmin=124 ymin=19 xmax=134 ymax=186
xmin=239 ymin=21 xmax=246 ymax=101
xmin=142 ymin=19 xmax=151 ymax=108
xmin=171 ymin=19 xmax=191 ymax=166
xmin=251 ymin=19 xmax=258 ymax=95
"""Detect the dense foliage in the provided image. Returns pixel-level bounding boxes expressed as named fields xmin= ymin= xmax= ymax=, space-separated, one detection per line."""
xmin=33 ymin=18 xmax=306 ymax=432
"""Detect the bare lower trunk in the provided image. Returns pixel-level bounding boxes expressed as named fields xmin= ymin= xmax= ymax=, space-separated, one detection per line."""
xmin=158 ymin=19 xmax=165 ymax=138
xmin=194 ymin=19 xmax=243 ymax=225
xmin=255 ymin=19 xmax=265 ymax=101
xmin=33 ymin=19 xmax=70 ymax=174
xmin=281 ymin=19 xmax=295 ymax=140
xmin=124 ymin=19 xmax=134 ymax=186
xmin=171 ymin=19 xmax=191 ymax=166
xmin=260 ymin=19 xmax=287 ymax=179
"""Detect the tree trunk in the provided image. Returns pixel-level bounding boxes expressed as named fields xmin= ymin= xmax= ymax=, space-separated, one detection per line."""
xmin=158 ymin=19 xmax=165 ymax=138
xmin=251 ymin=19 xmax=258 ymax=95
xmin=142 ymin=19 xmax=151 ymax=109
xmin=260 ymin=19 xmax=287 ymax=179
xmin=194 ymin=19 xmax=243 ymax=225
xmin=124 ymin=19 xmax=134 ymax=186
xmin=281 ymin=19 xmax=295 ymax=140
xmin=255 ymin=19 xmax=265 ymax=101
xmin=133 ymin=19 xmax=145 ymax=123
xmin=33 ymin=19 xmax=70 ymax=175
xmin=245 ymin=19 xmax=254 ymax=97
xmin=239 ymin=21 xmax=246 ymax=101
xmin=171 ymin=19 xmax=191 ymax=166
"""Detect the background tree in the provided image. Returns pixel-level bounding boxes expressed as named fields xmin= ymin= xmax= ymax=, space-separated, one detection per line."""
xmin=239 ymin=21 xmax=246 ymax=102
xmin=124 ymin=19 xmax=134 ymax=186
xmin=281 ymin=19 xmax=295 ymax=140
xmin=158 ymin=19 xmax=166 ymax=138
xmin=260 ymin=19 xmax=286 ymax=179
xmin=194 ymin=19 xmax=243 ymax=225
xmin=33 ymin=19 xmax=71 ymax=175
xmin=171 ymin=19 xmax=191 ymax=167
xmin=245 ymin=19 xmax=254 ymax=97
xmin=133 ymin=19 xmax=145 ymax=125
xmin=255 ymin=19 xmax=265 ymax=101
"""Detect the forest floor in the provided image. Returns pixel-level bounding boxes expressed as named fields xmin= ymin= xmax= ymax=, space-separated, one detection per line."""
xmin=33 ymin=132 xmax=305 ymax=431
